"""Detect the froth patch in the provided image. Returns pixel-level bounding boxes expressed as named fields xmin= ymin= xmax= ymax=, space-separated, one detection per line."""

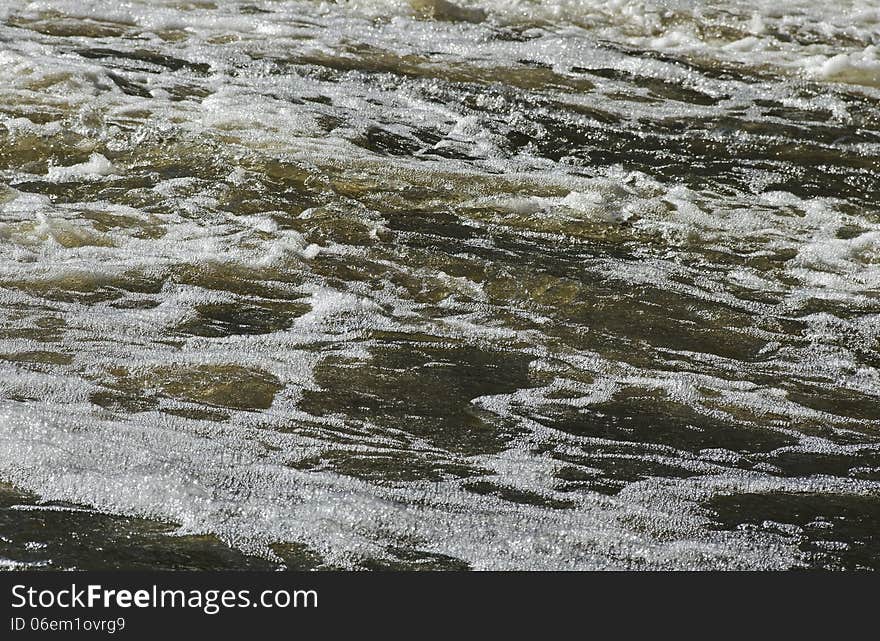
xmin=807 ymin=46 xmax=880 ymax=88
xmin=46 ymin=153 xmax=116 ymax=182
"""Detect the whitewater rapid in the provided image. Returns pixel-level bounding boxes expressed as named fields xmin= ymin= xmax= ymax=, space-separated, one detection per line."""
xmin=0 ymin=0 xmax=878 ymax=569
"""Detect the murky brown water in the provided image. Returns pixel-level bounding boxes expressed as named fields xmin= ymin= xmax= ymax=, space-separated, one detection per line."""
xmin=0 ymin=0 xmax=878 ymax=570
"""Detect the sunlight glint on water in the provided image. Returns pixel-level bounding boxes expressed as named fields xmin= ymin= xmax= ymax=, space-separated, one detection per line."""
xmin=0 ymin=0 xmax=878 ymax=570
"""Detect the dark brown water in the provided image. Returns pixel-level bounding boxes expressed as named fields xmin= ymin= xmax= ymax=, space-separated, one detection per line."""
xmin=0 ymin=0 xmax=878 ymax=570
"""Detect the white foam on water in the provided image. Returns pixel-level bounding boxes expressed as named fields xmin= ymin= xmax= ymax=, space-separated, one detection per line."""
xmin=803 ymin=46 xmax=880 ymax=87
xmin=0 ymin=0 xmax=878 ymax=570
xmin=2 ymin=398 xmax=849 ymax=570
xmin=46 ymin=154 xmax=116 ymax=182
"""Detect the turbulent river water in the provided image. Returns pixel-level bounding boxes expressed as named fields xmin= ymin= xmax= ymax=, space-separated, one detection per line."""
xmin=0 ymin=0 xmax=879 ymax=570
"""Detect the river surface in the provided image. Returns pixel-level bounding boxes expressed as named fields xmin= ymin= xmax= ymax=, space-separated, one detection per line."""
xmin=0 ymin=0 xmax=879 ymax=570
